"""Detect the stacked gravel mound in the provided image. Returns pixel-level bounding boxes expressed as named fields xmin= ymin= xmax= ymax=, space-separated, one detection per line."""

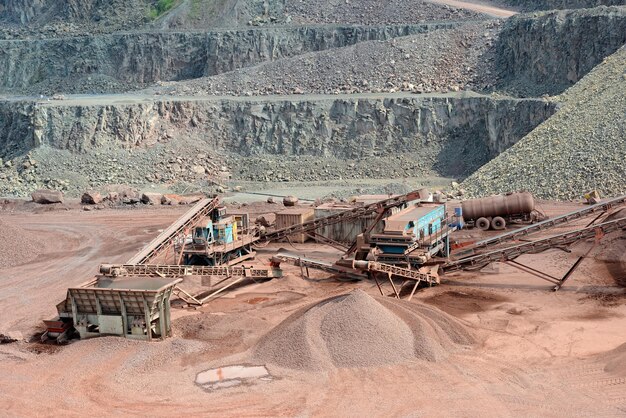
xmin=156 ymin=22 xmax=499 ymax=97
xmin=0 ymin=219 xmax=42 ymax=269
xmin=462 ymin=45 xmax=626 ymax=200
xmin=253 ymin=290 xmax=473 ymax=371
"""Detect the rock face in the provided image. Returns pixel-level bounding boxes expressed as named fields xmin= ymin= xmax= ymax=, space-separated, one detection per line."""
xmin=497 ymin=0 xmax=626 ymax=11
xmin=2 ymin=0 xmax=48 ymax=24
xmin=0 ymin=23 xmax=458 ymax=94
xmin=31 ymin=188 xmax=63 ymax=204
xmin=496 ymin=6 xmax=626 ymax=96
xmin=0 ymin=94 xmax=555 ymax=160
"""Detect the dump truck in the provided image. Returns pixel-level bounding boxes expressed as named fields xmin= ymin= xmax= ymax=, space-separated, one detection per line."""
xmin=460 ymin=192 xmax=542 ymax=231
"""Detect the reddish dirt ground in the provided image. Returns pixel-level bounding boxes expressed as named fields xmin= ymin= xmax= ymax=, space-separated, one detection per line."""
xmin=0 ymin=199 xmax=625 ymax=417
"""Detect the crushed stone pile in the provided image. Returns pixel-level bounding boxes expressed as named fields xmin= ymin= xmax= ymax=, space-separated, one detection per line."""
xmin=0 ymin=219 xmax=43 ymax=269
xmin=252 ymin=290 xmax=473 ymax=371
xmin=462 ymin=45 xmax=626 ymax=200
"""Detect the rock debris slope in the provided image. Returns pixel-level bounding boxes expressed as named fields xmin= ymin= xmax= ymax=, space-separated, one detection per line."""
xmin=462 ymin=45 xmax=626 ymax=200
xmin=252 ymin=290 xmax=473 ymax=371
xmin=155 ymin=22 xmax=500 ymax=96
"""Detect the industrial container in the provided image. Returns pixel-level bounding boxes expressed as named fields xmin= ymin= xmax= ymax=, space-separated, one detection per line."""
xmin=461 ymin=192 xmax=535 ymax=221
xmin=275 ymin=207 xmax=315 ymax=243
xmin=314 ymin=203 xmax=374 ymax=243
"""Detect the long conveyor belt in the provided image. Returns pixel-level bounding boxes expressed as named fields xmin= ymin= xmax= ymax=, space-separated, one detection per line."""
xmin=127 ymin=197 xmax=219 ymax=265
xmin=443 ymin=216 xmax=626 ymax=272
xmin=99 ymin=263 xmax=282 ymax=279
xmin=458 ymin=194 xmax=626 ymax=254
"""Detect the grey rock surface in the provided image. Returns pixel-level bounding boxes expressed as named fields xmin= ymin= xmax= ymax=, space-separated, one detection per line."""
xmin=496 ymin=6 xmax=626 ymax=96
xmin=31 ymin=188 xmax=63 ymax=203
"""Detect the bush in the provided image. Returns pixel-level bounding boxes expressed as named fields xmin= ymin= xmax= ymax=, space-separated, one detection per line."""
xmin=149 ymin=0 xmax=176 ymax=19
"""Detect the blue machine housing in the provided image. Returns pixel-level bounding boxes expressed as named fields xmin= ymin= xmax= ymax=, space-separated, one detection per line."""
xmin=368 ymin=203 xmax=452 ymax=266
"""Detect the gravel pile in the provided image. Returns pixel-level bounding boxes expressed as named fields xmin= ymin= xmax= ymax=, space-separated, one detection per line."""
xmin=252 ymin=290 xmax=473 ymax=371
xmin=284 ymin=0 xmax=484 ymax=25
xmin=156 ymin=22 xmax=499 ymax=97
xmin=0 ymin=219 xmax=42 ymax=269
xmin=462 ymin=45 xmax=626 ymax=200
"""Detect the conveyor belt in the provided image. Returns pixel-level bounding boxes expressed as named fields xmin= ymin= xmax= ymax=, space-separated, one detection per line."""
xmin=261 ymin=191 xmax=421 ymax=243
xmin=459 ymin=194 xmax=626 ymax=254
xmin=443 ymin=217 xmax=626 ymax=272
xmin=127 ymin=197 xmax=219 ymax=265
xmin=99 ymin=263 xmax=282 ymax=279
xmin=271 ymin=253 xmax=367 ymax=281
xmin=352 ymin=260 xmax=439 ymax=285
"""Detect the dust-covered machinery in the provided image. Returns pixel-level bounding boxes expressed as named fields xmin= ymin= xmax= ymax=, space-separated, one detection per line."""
xmin=183 ymin=207 xmax=258 ymax=265
xmin=354 ymin=202 xmax=453 ymax=268
xmin=50 ymin=276 xmax=181 ymax=342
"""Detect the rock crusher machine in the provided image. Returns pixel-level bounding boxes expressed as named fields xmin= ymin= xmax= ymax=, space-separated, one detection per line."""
xmin=354 ymin=202 xmax=454 ymax=268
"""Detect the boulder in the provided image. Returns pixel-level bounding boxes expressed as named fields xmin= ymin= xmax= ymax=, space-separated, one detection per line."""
xmin=31 ymin=189 xmax=64 ymax=204
xmin=103 ymin=184 xmax=138 ymax=199
xmin=141 ymin=192 xmax=163 ymax=205
xmin=81 ymin=190 xmax=102 ymax=205
xmin=283 ymin=195 xmax=299 ymax=206
xmin=191 ymin=165 xmax=206 ymax=174
xmin=161 ymin=194 xmax=181 ymax=205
